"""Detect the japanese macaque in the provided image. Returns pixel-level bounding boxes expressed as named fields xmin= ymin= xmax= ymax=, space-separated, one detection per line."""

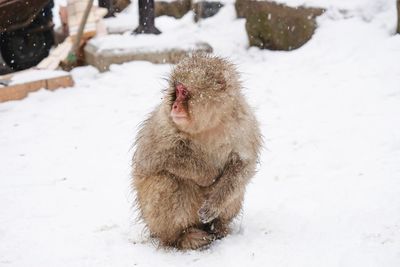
xmin=132 ymin=54 xmax=261 ymax=250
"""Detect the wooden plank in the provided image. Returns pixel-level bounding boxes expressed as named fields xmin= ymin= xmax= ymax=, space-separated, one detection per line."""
xmin=37 ymin=37 xmax=74 ymax=70
xmin=0 ymin=75 xmax=74 ymax=103
xmin=46 ymin=75 xmax=74 ymax=90
xmin=0 ymin=80 xmax=46 ymax=103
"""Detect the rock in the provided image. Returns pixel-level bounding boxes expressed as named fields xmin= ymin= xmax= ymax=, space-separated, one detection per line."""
xmin=155 ymin=0 xmax=191 ymax=19
xmin=236 ymin=0 xmax=324 ymax=51
xmin=397 ymin=0 xmax=400 ymax=34
xmin=84 ymin=41 xmax=213 ymax=71
xmin=113 ymin=0 xmax=131 ymax=13
xmin=192 ymin=1 xmax=224 ymax=22
xmin=235 ymin=0 xmax=250 ymax=18
xmin=155 ymin=0 xmax=223 ymax=21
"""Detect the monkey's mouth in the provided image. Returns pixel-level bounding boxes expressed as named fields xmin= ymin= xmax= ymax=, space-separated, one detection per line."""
xmin=171 ymin=114 xmax=189 ymax=124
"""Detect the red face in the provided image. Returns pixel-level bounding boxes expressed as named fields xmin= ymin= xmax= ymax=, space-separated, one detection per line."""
xmin=170 ymin=83 xmax=190 ymax=125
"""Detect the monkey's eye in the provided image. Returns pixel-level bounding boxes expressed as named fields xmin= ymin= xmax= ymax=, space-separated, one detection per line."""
xmin=176 ymin=84 xmax=189 ymax=99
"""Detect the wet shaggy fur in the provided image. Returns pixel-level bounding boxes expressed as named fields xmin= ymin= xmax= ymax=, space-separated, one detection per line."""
xmin=132 ymin=54 xmax=262 ymax=250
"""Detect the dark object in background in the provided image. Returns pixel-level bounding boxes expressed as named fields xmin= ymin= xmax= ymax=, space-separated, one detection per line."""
xmin=133 ymin=0 xmax=161 ymax=34
xmin=192 ymin=1 xmax=223 ymax=22
xmin=236 ymin=0 xmax=324 ymax=51
xmin=99 ymin=0 xmax=132 ymax=17
xmin=155 ymin=0 xmax=191 ymax=19
xmin=113 ymin=0 xmax=131 ymax=13
xmin=0 ymin=0 xmax=54 ymax=71
xmin=397 ymin=0 xmax=400 ymax=34
xmin=154 ymin=0 xmax=223 ymax=22
xmin=98 ymin=0 xmax=115 ymax=18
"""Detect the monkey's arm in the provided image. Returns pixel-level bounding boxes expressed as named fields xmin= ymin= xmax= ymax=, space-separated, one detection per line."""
xmin=134 ymin=138 xmax=219 ymax=187
xmin=198 ymin=152 xmax=252 ymax=223
xmin=162 ymin=143 xmax=220 ymax=187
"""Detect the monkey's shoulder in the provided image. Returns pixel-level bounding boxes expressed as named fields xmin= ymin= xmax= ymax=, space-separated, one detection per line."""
xmin=227 ymin=120 xmax=261 ymax=162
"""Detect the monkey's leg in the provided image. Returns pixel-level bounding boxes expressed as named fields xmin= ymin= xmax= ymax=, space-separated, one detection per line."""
xmin=176 ymin=227 xmax=216 ymax=250
xmin=205 ymin=194 xmax=244 ymax=239
xmin=134 ymin=174 xmax=214 ymax=249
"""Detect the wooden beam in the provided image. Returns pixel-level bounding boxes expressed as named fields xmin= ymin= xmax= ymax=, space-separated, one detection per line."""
xmin=0 ymin=75 xmax=74 ymax=103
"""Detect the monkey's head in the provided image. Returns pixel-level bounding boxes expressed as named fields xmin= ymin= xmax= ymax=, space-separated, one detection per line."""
xmin=165 ymin=54 xmax=241 ymax=135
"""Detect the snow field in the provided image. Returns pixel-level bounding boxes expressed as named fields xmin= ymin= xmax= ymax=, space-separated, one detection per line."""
xmin=1 ymin=1 xmax=400 ymax=266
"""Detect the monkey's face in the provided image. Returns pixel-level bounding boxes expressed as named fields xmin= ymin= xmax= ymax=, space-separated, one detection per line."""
xmin=170 ymin=83 xmax=190 ymax=126
xmin=166 ymin=55 xmax=239 ymax=134
xmin=168 ymin=82 xmax=229 ymax=134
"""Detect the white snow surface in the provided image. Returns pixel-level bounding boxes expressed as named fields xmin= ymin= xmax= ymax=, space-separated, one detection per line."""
xmin=8 ymin=70 xmax=70 ymax=85
xmin=89 ymin=32 xmax=209 ymax=54
xmin=1 ymin=2 xmax=400 ymax=267
xmin=272 ymin=0 xmax=391 ymax=9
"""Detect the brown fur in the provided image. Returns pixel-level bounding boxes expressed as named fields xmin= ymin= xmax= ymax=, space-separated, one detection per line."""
xmin=132 ymin=54 xmax=262 ymax=250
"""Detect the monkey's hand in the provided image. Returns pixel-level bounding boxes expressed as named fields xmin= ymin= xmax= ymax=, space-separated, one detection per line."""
xmin=198 ymin=200 xmax=220 ymax=223
xmin=198 ymin=153 xmax=251 ymax=223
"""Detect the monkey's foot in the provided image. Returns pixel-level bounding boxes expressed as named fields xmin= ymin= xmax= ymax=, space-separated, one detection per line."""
xmin=204 ymin=219 xmax=230 ymax=239
xmin=198 ymin=201 xmax=220 ymax=223
xmin=176 ymin=227 xmax=216 ymax=250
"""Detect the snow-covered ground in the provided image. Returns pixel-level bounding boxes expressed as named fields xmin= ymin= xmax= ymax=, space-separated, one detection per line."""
xmin=1 ymin=1 xmax=400 ymax=266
